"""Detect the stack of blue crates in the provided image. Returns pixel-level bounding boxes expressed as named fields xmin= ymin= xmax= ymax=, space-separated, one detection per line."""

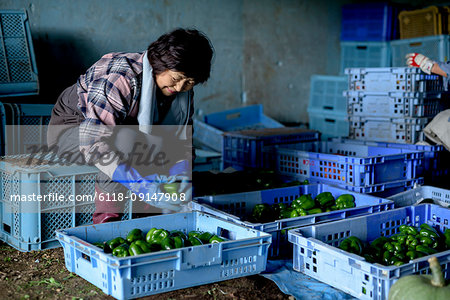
xmin=343 ymin=66 xmax=450 ymax=187
xmin=339 ymin=2 xmax=397 ymax=74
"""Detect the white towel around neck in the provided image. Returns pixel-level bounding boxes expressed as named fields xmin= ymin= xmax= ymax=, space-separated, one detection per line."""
xmin=137 ymin=51 xmax=156 ymax=134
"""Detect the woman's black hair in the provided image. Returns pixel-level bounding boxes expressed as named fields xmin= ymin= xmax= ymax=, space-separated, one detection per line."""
xmin=147 ymin=28 xmax=214 ymax=84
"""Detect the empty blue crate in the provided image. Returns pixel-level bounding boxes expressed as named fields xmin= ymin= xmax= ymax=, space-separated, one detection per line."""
xmin=308 ymin=75 xmax=348 ymax=114
xmin=56 ymin=211 xmax=271 ymax=300
xmin=346 ymin=67 xmax=446 ymax=92
xmin=391 ymin=35 xmax=450 ymax=68
xmin=0 ymin=10 xmax=39 ymax=97
xmin=193 ymin=104 xmax=283 ymax=152
xmin=223 ymin=127 xmax=319 ymax=170
xmin=345 ymin=91 xmax=450 ymax=118
xmin=276 ymin=140 xmax=423 ymax=187
xmin=192 ymin=183 xmax=393 ymax=258
xmin=341 ymin=2 xmax=398 ymax=41
xmin=388 ymin=185 xmax=450 ymax=208
xmin=288 ymin=204 xmax=450 ymax=300
xmin=331 ymin=138 xmax=450 ymax=187
xmin=340 ymin=42 xmax=390 ymax=75
xmin=0 ymin=153 xmax=131 ymax=251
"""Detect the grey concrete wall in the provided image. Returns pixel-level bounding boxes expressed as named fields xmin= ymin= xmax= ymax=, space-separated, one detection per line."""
xmin=2 ymin=0 xmax=441 ymax=123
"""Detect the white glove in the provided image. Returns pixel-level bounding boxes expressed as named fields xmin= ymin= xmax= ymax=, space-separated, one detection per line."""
xmin=405 ymin=53 xmax=434 ymax=74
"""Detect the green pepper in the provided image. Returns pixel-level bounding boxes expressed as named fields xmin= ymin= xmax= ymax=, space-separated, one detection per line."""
xmin=209 ymin=235 xmax=225 ymax=244
xmin=415 ymin=245 xmax=438 ymax=256
xmin=163 ymin=182 xmax=179 ymax=194
xmin=293 ymin=194 xmax=315 ymax=210
xmin=170 ymin=230 xmax=187 ymax=240
xmin=279 ymin=208 xmax=293 ymax=219
xmin=290 ymin=207 xmax=308 ymax=218
xmin=112 ymin=243 xmax=129 ymax=257
xmin=251 ymin=203 xmax=273 ymax=222
xmin=198 ymin=232 xmax=214 ymax=244
xmin=420 ymin=223 xmax=440 ymax=236
xmin=406 ymin=250 xmax=419 ymax=261
xmin=406 ymin=235 xmax=419 ymax=247
xmin=335 ymin=194 xmax=355 ymax=209
xmin=382 ymin=251 xmax=392 ymax=265
xmin=160 ymin=237 xmax=175 ymax=250
xmin=172 ymin=236 xmax=185 ymax=248
xmin=146 ymin=228 xmax=170 ymax=244
xmin=371 ymin=236 xmax=390 ymax=249
xmin=339 ymin=236 xmax=363 ymax=255
xmin=444 ymin=228 xmax=450 ymax=248
xmin=419 ymin=236 xmax=434 ymax=246
xmin=271 ymin=203 xmax=287 ymax=215
xmin=188 ymin=231 xmax=202 ymax=239
xmin=307 ymin=208 xmax=323 ymax=215
xmin=392 ymin=242 xmax=403 ymax=252
xmin=188 ymin=236 xmax=203 ymax=246
xmin=399 ymin=225 xmax=419 ymax=236
xmin=92 ymin=242 xmax=105 ymax=250
xmin=129 ymin=240 xmax=152 ymax=256
xmin=106 ymin=237 xmax=126 ymax=250
xmin=126 ymin=228 xmax=144 ymax=243
xmin=315 ymin=192 xmax=335 ymax=208
xmin=383 ymin=242 xmax=395 ymax=253
xmin=419 ymin=228 xmax=440 ymax=241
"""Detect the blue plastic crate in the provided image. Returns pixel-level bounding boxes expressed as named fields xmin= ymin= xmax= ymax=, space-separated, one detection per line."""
xmin=340 ymin=42 xmax=391 ymax=75
xmin=192 ymin=183 xmax=394 ymax=258
xmin=276 ymin=140 xmax=423 ymax=187
xmin=349 ymin=116 xmax=429 ymax=144
xmin=307 ymin=109 xmax=349 ymax=141
xmin=193 ymin=104 xmax=284 ymax=152
xmin=341 ymin=2 xmax=397 ymax=41
xmin=0 ymin=10 xmax=39 ymax=97
xmin=346 ymin=91 xmax=450 ymax=118
xmin=288 ymin=204 xmax=450 ymax=300
xmin=346 ymin=67 xmax=446 ymax=92
xmin=391 ymin=35 xmax=450 ymax=67
xmin=193 ymin=148 xmax=222 ymax=172
xmin=0 ymin=153 xmax=131 ymax=251
xmin=388 ymin=185 xmax=450 ymax=207
xmin=56 ymin=211 xmax=272 ymax=300
xmin=222 ymin=128 xmax=319 ymax=170
xmin=331 ymin=138 xmax=450 ymax=187
xmin=308 ymin=75 xmax=348 ymax=114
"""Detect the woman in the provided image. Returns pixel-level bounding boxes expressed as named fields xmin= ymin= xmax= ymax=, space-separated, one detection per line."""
xmin=47 ymin=28 xmax=214 ymax=223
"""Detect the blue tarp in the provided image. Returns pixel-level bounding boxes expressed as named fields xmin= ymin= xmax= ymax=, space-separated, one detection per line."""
xmin=261 ymin=260 xmax=355 ymax=300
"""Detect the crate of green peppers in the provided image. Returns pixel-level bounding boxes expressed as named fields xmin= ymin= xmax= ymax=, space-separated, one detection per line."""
xmin=288 ymin=204 xmax=450 ymax=300
xmin=93 ymin=227 xmax=228 ymax=257
xmin=192 ymin=183 xmax=394 ymax=258
xmin=55 ymin=211 xmax=271 ymax=300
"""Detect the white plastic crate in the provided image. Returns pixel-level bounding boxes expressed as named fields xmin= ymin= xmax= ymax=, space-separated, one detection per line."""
xmin=349 ymin=116 xmax=429 ymax=144
xmin=346 ymin=91 xmax=449 ymax=118
xmin=0 ymin=153 xmax=131 ymax=251
xmin=340 ymin=42 xmax=391 ymax=75
xmin=388 ymin=185 xmax=450 ymax=207
xmin=308 ymin=75 xmax=348 ymax=114
xmin=56 ymin=211 xmax=271 ymax=300
xmin=346 ymin=67 xmax=445 ymax=92
xmin=307 ymin=109 xmax=349 ymax=141
xmin=391 ymin=35 xmax=450 ymax=67
xmin=288 ymin=204 xmax=450 ymax=300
